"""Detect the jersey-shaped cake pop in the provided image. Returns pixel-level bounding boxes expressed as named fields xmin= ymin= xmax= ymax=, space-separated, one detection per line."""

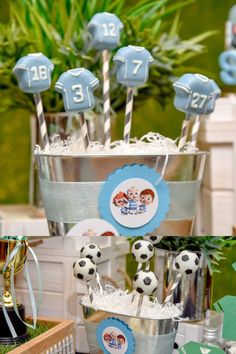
xmin=113 ymin=45 xmax=154 ymax=87
xmin=55 ymin=68 xmax=99 ymax=112
xmin=87 ymin=12 xmax=123 ymax=50
xmin=13 ymin=53 xmax=54 ymax=93
xmin=173 ymin=73 xmax=221 ymax=116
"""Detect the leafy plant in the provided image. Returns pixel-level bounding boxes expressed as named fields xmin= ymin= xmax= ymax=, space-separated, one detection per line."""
xmin=155 ymin=236 xmax=236 ymax=275
xmin=0 ymin=0 xmax=215 ymax=114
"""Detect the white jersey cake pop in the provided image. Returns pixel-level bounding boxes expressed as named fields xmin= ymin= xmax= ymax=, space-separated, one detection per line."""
xmin=174 ymin=250 xmax=200 ymax=275
xmin=131 ymin=240 xmax=154 ymax=263
xmin=80 ymin=243 xmax=102 ymax=264
xmin=73 ymin=257 xmax=96 ymax=281
xmin=133 ymin=270 xmax=158 ymax=295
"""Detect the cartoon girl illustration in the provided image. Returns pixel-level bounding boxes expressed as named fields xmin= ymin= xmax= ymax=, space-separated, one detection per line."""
xmin=113 ymin=191 xmax=129 ymax=215
xmin=103 ymin=332 xmax=112 ymax=342
xmin=127 ymin=186 xmax=139 ymax=214
xmin=139 ymin=188 xmax=155 ymax=213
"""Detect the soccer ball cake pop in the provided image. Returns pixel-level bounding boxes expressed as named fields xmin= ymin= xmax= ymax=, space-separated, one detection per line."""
xmin=131 ymin=240 xmax=154 ymax=263
xmin=133 ymin=270 xmax=158 ymax=295
xmin=80 ymin=243 xmax=102 ymax=264
xmin=143 ymin=235 xmax=163 ymax=245
xmin=73 ymin=258 xmax=96 ymax=281
xmin=174 ymin=250 xmax=200 ymax=275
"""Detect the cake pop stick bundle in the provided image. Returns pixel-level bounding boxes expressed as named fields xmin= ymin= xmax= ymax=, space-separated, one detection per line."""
xmin=13 ymin=11 xmax=221 ymax=236
xmin=76 ymin=242 xmax=201 ymax=354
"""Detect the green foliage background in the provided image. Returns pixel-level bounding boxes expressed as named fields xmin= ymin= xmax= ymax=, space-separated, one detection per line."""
xmin=1 ymin=0 xmax=235 ymax=204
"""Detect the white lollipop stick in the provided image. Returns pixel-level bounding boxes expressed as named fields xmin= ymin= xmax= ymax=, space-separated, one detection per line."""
xmin=163 ymin=272 xmax=182 ymax=306
xmin=124 ymin=87 xmax=134 ymax=143
xmin=102 ymin=50 xmax=111 ymax=146
xmin=96 ymin=271 xmax=103 ymax=295
xmin=34 ymin=93 xmax=49 ymax=150
xmin=178 ymin=115 xmax=190 ymax=151
xmin=136 ymin=295 xmax=144 ymax=317
xmin=78 ymin=112 xmax=90 ymax=149
xmin=87 ymin=282 xmax=94 ymax=304
xmin=190 ymin=115 xmax=201 ymax=147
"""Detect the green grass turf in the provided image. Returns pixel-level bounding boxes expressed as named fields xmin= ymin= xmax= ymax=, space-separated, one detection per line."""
xmin=0 ymin=322 xmax=54 ymax=354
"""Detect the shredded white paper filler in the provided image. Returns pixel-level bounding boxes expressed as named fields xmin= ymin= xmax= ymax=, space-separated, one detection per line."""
xmin=35 ymin=132 xmax=198 ymax=156
xmin=80 ymin=286 xmax=182 ymax=320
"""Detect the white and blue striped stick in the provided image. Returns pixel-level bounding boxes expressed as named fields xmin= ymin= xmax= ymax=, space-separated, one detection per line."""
xmin=102 ymin=49 xmax=111 ymax=146
xmin=124 ymin=87 xmax=134 ymax=143
xmin=34 ymin=93 xmax=49 ymax=150
xmin=163 ymin=272 xmax=182 ymax=306
xmin=190 ymin=115 xmax=201 ymax=147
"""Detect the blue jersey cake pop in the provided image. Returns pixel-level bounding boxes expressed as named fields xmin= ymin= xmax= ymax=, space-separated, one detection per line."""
xmin=87 ymin=12 xmax=123 ymax=50
xmin=55 ymin=68 xmax=99 ymax=112
xmin=13 ymin=53 xmax=54 ymax=93
xmin=113 ymin=45 xmax=154 ymax=87
xmin=173 ymin=73 xmax=221 ymax=116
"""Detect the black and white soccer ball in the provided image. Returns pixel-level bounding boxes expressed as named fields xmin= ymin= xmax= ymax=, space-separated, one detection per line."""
xmin=143 ymin=235 xmax=163 ymax=245
xmin=131 ymin=240 xmax=154 ymax=263
xmin=80 ymin=243 xmax=102 ymax=264
xmin=73 ymin=257 xmax=96 ymax=281
xmin=174 ymin=251 xmax=200 ymax=275
xmin=133 ymin=270 xmax=158 ymax=295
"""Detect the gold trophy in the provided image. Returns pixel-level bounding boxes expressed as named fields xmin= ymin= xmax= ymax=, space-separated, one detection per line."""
xmin=0 ymin=236 xmax=29 ymax=344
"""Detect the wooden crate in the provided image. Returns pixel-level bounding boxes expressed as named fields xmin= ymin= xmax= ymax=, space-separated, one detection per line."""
xmin=8 ymin=317 xmax=75 ymax=354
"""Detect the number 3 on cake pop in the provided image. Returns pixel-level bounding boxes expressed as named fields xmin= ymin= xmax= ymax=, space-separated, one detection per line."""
xmin=190 ymin=93 xmax=208 ymax=109
xmin=30 ymin=65 xmax=48 ymax=81
xmin=132 ymin=60 xmax=143 ymax=75
xmin=72 ymin=84 xmax=84 ymax=103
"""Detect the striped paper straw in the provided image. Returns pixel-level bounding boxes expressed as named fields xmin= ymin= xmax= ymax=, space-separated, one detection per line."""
xmin=190 ymin=115 xmax=201 ymax=147
xmin=78 ymin=112 xmax=90 ymax=150
xmin=102 ymin=50 xmax=111 ymax=146
xmin=33 ymin=93 xmax=49 ymax=150
xmin=178 ymin=116 xmax=190 ymax=151
xmin=163 ymin=272 xmax=182 ymax=305
xmin=124 ymin=87 xmax=134 ymax=143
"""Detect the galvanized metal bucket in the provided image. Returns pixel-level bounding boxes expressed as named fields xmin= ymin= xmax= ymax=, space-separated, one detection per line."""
xmin=82 ymin=304 xmax=180 ymax=354
xmin=155 ymin=249 xmax=208 ymax=321
xmin=35 ymin=151 xmax=207 ymax=236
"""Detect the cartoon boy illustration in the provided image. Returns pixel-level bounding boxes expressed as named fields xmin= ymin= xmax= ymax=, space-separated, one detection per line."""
xmin=113 ymin=191 xmax=129 ymax=215
xmin=139 ymin=188 xmax=155 ymax=213
xmin=117 ymin=334 xmax=126 ymax=348
xmin=127 ymin=186 xmax=139 ymax=214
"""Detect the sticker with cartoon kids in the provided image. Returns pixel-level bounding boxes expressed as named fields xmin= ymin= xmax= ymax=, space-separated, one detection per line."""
xmin=113 ymin=186 xmax=155 ymax=215
xmin=110 ymin=178 xmax=159 ymax=229
xmin=103 ymin=331 xmax=126 ymax=350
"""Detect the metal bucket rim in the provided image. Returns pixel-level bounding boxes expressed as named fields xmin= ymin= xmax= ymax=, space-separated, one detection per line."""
xmin=34 ymin=151 xmax=209 ymax=158
xmin=80 ymin=301 xmax=182 ymax=322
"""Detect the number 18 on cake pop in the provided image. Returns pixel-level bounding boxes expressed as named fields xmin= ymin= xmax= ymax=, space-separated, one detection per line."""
xmin=13 ymin=53 xmax=54 ymax=150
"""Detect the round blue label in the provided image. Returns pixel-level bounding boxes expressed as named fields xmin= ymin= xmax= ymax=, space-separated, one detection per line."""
xmin=96 ymin=317 xmax=135 ymax=354
xmin=98 ymin=164 xmax=170 ymax=236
